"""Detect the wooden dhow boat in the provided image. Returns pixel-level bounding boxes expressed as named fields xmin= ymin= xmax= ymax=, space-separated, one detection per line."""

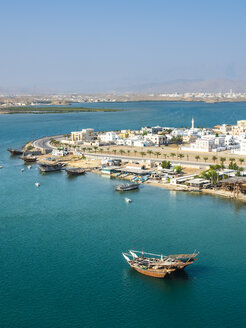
xmin=123 ymin=253 xmax=175 ymax=278
xmin=122 ymin=250 xmax=199 ymax=278
xmin=65 ymin=167 xmax=86 ymax=175
xmin=19 ymin=155 xmax=37 ymax=163
xmin=127 ymin=250 xmax=199 ymax=270
xmin=8 ymin=148 xmax=23 ymax=155
xmin=38 ymin=162 xmax=66 ymax=172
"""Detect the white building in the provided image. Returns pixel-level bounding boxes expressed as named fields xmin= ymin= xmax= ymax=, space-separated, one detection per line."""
xmin=144 ymin=134 xmax=166 ymax=146
xmin=232 ymin=139 xmax=246 ymax=155
xmin=99 ymin=131 xmax=119 ymax=143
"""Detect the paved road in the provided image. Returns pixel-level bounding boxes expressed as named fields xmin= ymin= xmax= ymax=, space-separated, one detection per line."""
xmin=32 ymin=135 xmax=64 ymax=150
xmin=32 ymin=135 xmax=246 ymax=169
xmin=84 ymin=153 xmax=211 ymax=168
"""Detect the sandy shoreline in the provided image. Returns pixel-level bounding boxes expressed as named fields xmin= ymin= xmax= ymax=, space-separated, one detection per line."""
xmin=28 ymin=150 xmax=246 ymax=204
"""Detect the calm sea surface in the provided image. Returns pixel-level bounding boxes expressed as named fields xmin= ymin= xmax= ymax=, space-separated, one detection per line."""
xmin=0 ymin=102 xmax=246 ymax=328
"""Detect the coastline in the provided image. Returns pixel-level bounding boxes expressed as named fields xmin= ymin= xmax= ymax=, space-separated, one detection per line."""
xmin=0 ymin=107 xmax=120 ymax=114
xmin=2 ymin=99 xmax=246 ymax=114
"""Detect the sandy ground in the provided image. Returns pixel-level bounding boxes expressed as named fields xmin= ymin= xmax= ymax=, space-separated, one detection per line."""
xmin=33 ymin=152 xmax=246 ymax=204
xmin=82 ymin=144 xmax=246 ymax=167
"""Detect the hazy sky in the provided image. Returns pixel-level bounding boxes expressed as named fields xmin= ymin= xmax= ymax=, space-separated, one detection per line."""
xmin=0 ymin=0 xmax=246 ymax=92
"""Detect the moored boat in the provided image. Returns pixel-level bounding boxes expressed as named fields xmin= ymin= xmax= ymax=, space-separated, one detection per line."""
xmin=65 ymin=167 xmax=86 ymax=175
xmin=122 ymin=249 xmax=199 ymax=277
xmin=38 ymin=162 xmax=66 ymax=172
xmin=128 ymin=250 xmax=199 ymax=270
xmin=125 ymin=197 xmax=132 ymax=203
xmin=19 ymin=155 xmax=37 ymax=163
xmin=115 ymin=183 xmax=139 ymax=192
xmin=8 ymin=148 xmax=23 ymax=155
xmin=122 ymin=253 xmax=175 ymax=278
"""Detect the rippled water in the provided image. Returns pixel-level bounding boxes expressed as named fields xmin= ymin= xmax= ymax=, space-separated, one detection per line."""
xmin=0 ymin=102 xmax=246 ymax=327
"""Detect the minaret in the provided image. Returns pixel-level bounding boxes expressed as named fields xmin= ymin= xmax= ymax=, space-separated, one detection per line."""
xmin=191 ymin=117 xmax=194 ymax=131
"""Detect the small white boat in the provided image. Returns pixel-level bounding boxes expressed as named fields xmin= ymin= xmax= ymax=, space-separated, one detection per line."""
xmin=21 ymin=168 xmax=24 ymax=172
xmin=125 ymin=197 xmax=132 ymax=203
xmin=27 ymin=165 xmax=32 ymax=169
xmin=0 ymin=165 xmax=2 ymax=169
xmin=35 ymin=182 xmax=40 ymax=187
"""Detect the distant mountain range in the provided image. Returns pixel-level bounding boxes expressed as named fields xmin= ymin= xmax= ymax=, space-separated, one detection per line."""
xmin=1 ymin=79 xmax=246 ymax=95
xmin=127 ymin=79 xmax=246 ymax=94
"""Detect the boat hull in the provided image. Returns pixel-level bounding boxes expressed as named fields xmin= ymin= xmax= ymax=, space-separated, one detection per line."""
xmin=8 ymin=149 xmax=23 ymax=155
xmin=39 ymin=166 xmax=63 ymax=172
xmin=19 ymin=157 xmax=37 ymax=163
xmin=115 ymin=184 xmax=139 ymax=191
xmin=65 ymin=168 xmax=85 ymax=175
xmin=133 ymin=266 xmax=168 ymax=278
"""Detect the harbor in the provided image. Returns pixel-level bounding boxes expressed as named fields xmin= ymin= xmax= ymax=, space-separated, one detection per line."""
xmin=1 ymin=104 xmax=246 ymax=328
xmin=17 ymin=133 xmax=246 ymax=203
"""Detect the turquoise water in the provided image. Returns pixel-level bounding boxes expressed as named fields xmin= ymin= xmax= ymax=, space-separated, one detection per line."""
xmin=1 ymin=102 xmax=246 ymax=327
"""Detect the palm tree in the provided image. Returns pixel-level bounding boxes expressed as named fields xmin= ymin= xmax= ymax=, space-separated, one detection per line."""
xmin=220 ymin=157 xmax=226 ymax=165
xmin=147 ymin=150 xmax=153 ymax=157
xmin=155 ymin=151 xmax=161 ymax=158
xmin=178 ymin=153 xmax=184 ymax=160
xmin=82 ymin=147 xmax=87 ymax=153
xmin=99 ymin=148 xmax=103 ymax=154
xmin=203 ymin=157 xmax=208 ymax=163
xmin=107 ymin=147 xmax=110 ymax=153
xmin=239 ymin=158 xmax=245 ymax=165
xmin=88 ymin=147 xmax=92 ymax=152
xmin=119 ymin=149 xmax=125 ymax=155
xmin=186 ymin=154 xmax=189 ymax=161
xmin=127 ymin=150 xmax=131 ymax=156
xmin=134 ymin=150 xmax=137 ymax=156
xmin=163 ymin=153 xmax=167 ymax=159
xmin=93 ymin=146 xmax=98 ymax=152
xmin=229 ymin=157 xmax=235 ymax=162
xmin=113 ymin=149 xmax=117 ymax=155
xmin=195 ymin=155 xmax=200 ymax=162
xmin=212 ymin=155 xmax=217 ymax=163
xmin=140 ymin=151 xmax=146 ymax=158
xmin=170 ymin=153 xmax=175 ymax=159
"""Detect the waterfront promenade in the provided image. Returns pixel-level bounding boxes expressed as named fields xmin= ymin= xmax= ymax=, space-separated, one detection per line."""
xmin=32 ymin=135 xmax=246 ymax=169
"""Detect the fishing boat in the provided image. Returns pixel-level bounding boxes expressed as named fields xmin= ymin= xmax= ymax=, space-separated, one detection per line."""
xmin=38 ymin=162 xmax=66 ymax=172
xmin=65 ymin=167 xmax=86 ymax=175
xmin=124 ymin=250 xmax=199 ymax=271
xmin=8 ymin=148 xmax=23 ymax=155
xmin=115 ymin=183 xmax=139 ymax=191
xmin=125 ymin=197 xmax=132 ymax=203
xmin=122 ymin=253 xmax=175 ymax=278
xmin=19 ymin=155 xmax=37 ymax=163
xmin=35 ymin=182 xmax=40 ymax=187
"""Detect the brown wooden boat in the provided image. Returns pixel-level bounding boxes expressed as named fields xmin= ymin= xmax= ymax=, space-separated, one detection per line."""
xmin=65 ymin=167 xmax=86 ymax=175
xmin=123 ymin=253 xmax=175 ymax=278
xmin=8 ymin=148 xmax=23 ymax=155
xmin=130 ymin=261 xmax=175 ymax=278
xmin=123 ymin=250 xmax=199 ymax=278
xmin=19 ymin=155 xmax=37 ymax=163
xmin=128 ymin=250 xmax=199 ymax=270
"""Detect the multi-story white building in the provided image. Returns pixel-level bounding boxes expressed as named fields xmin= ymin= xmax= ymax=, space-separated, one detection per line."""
xmin=144 ymin=134 xmax=166 ymax=146
xmin=232 ymin=139 xmax=246 ymax=155
xmin=99 ymin=131 xmax=119 ymax=143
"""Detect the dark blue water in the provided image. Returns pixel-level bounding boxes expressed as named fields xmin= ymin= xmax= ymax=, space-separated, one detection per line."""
xmin=1 ymin=102 xmax=246 ymax=328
